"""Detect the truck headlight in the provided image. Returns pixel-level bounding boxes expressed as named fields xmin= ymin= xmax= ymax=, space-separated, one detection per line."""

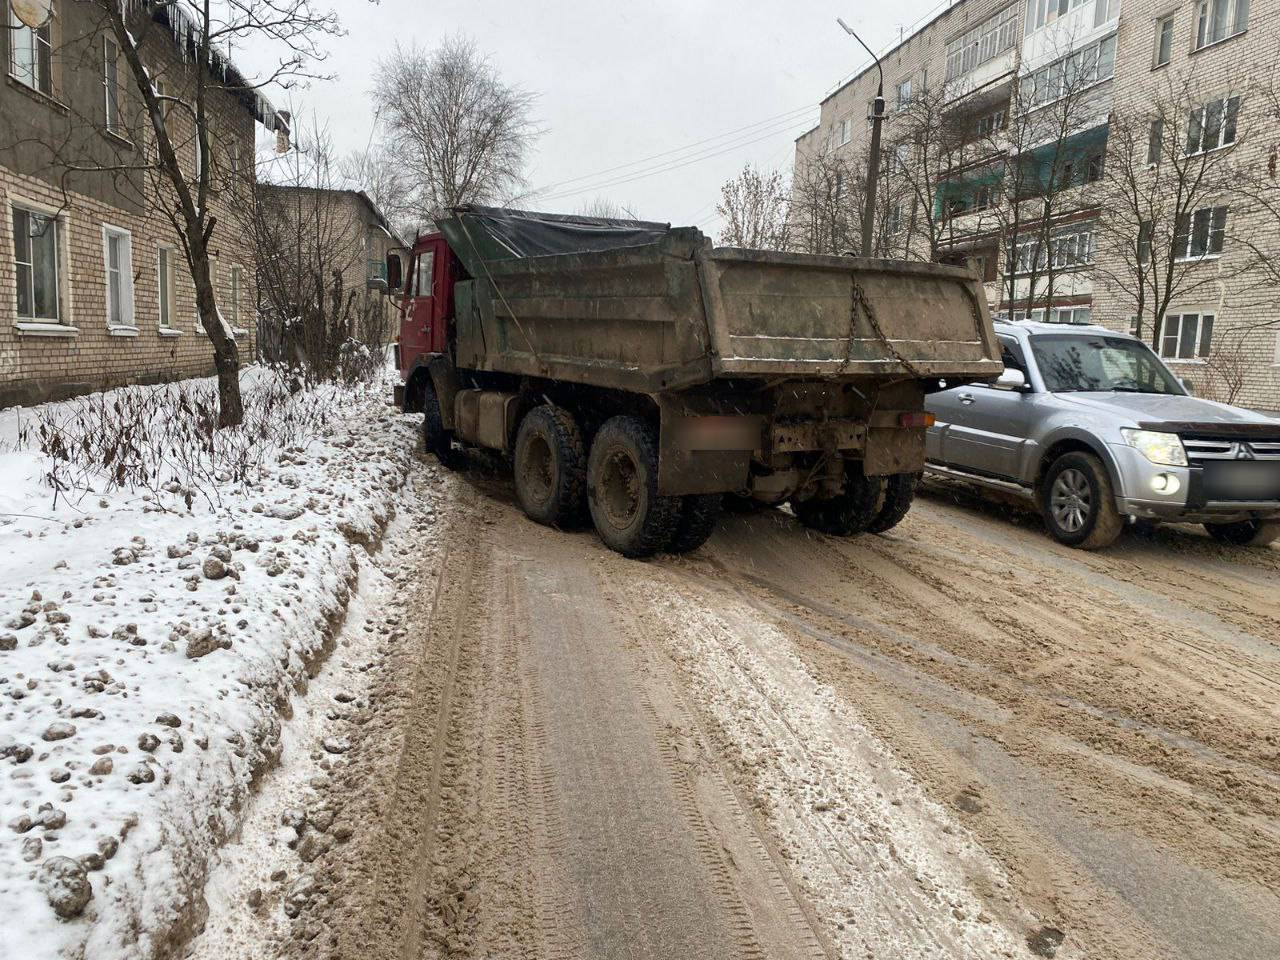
xmin=1121 ymin=428 xmax=1187 ymax=467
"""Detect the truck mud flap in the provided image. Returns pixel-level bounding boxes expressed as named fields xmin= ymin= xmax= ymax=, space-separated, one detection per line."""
xmin=658 ymin=408 xmax=760 ymax=496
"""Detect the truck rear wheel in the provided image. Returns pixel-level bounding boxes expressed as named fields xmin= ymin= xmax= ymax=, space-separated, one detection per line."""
xmin=667 ymin=495 xmax=722 ymax=554
xmin=867 ymin=473 xmax=919 ymax=534
xmin=1204 ymin=519 xmax=1280 ymax=547
xmin=513 ymin=405 xmax=587 ymax=529
xmin=791 ymin=462 xmax=883 ymax=537
xmin=587 ymin=416 xmax=679 ymax=558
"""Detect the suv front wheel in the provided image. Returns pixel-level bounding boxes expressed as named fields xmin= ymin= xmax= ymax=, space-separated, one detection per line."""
xmin=1040 ymin=451 xmax=1123 ymax=549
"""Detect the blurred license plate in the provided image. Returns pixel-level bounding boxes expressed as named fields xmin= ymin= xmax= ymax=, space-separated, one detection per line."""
xmin=1203 ymin=461 xmax=1280 ymax=500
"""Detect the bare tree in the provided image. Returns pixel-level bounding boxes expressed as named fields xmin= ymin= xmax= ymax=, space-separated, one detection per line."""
xmin=1092 ymin=72 xmax=1249 ymax=346
xmin=714 ymin=164 xmax=789 ymax=249
xmin=341 ymin=144 xmax=416 ymax=239
xmin=790 ymin=147 xmax=859 ymax=255
xmin=984 ymin=30 xmax=1111 ymax=322
xmin=80 ymin=0 xmax=345 ymax=427
xmin=374 ymin=35 xmax=539 ymax=218
xmin=247 ymin=123 xmax=391 ymax=384
xmin=574 ymin=197 xmax=640 ymax=219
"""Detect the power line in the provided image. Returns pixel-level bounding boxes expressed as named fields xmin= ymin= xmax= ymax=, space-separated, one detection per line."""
xmin=534 ymin=116 xmax=816 ymax=205
xmin=529 ymin=103 xmax=818 ymax=197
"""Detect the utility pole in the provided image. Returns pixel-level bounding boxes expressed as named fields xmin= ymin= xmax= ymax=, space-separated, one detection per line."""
xmin=837 ymin=18 xmax=885 ymax=258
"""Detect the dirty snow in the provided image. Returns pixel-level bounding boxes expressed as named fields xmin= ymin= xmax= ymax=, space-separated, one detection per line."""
xmin=0 ymin=369 xmax=420 ymax=958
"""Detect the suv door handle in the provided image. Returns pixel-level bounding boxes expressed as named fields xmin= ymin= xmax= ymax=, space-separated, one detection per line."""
xmin=958 ymin=393 xmax=975 ymax=404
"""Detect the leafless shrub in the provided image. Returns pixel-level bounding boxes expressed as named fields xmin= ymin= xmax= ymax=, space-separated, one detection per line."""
xmin=14 ymin=371 xmax=362 ymax=511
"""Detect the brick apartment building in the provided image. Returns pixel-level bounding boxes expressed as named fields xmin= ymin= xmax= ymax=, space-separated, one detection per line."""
xmin=254 ymin=185 xmax=405 ymax=349
xmin=0 ymin=1 xmax=286 ymax=407
xmin=795 ymin=0 xmax=1280 ymax=410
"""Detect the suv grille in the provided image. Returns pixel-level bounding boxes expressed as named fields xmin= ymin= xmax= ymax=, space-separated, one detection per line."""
xmin=1181 ymin=436 xmax=1280 ymax=465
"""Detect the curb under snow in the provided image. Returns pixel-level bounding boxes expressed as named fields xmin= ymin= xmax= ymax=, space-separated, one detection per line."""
xmin=0 ymin=380 xmax=421 ymax=959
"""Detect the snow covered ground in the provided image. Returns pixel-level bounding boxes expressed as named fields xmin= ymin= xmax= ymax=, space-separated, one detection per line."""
xmin=0 ymin=369 xmax=423 ymax=958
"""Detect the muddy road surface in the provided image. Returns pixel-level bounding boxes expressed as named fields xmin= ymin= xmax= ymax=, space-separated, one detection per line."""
xmin=192 ymin=467 xmax=1280 ymax=960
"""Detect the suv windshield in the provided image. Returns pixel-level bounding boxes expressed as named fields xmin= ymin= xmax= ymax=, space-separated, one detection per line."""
xmin=1029 ymin=334 xmax=1185 ymax=395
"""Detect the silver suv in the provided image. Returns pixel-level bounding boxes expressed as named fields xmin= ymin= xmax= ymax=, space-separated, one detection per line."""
xmin=925 ymin=320 xmax=1280 ymax=549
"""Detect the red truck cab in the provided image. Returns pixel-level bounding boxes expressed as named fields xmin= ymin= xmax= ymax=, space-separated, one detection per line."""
xmin=391 ymin=233 xmax=461 ymax=409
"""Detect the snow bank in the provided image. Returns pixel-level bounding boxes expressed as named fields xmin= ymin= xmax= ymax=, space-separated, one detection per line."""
xmin=0 ymin=370 xmax=420 ymax=958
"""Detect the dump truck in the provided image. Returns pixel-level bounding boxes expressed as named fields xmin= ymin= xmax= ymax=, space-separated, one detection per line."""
xmin=389 ymin=206 xmax=1002 ymax=557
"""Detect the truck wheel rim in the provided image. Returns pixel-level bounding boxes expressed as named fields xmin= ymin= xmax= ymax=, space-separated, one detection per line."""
xmin=599 ymin=448 xmax=641 ymax=530
xmin=519 ymin=434 xmax=554 ymax=504
xmin=1050 ymin=468 xmax=1090 ymax=533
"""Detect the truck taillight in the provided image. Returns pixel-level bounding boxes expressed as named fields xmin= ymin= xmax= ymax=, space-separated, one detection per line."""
xmin=898 ymin=412 xmax=935 ymax=428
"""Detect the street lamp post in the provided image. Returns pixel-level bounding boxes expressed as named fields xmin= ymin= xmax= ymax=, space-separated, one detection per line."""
xmin=837 ymin=18 xmax=885 ymax=258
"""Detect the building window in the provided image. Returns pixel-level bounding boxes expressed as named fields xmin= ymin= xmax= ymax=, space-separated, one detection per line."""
xmin=102 ymin=225 xmax=134 ymax=327
xmin=1174 ymin=206 xmax=1227 ymax=259
xmin=1158 ymin=312 xmax=1214 ymax=359
xmin=13 ymin=206 xmax=61 ymax=322
xmin=1138 ymin=220 xmax=1153 ymax=263
xmin=9 ymin=3 xmax=53 ymax=95
xmin=1019 ymin=34 xmax=1116 ymax=109
xmin=103 ymin=37 xmax=121 ymax=133
xmin=1024 ymin=0 xmax=1097 ymax=36
xmin=1093 ymin=0 xmax=1121 ymax=27
xmin=1051 ymin=306 xmax=1093 ymax=324
xmin=1154 ymin=15 xmax=1174 ymax=66
xmin=1013 ymin=224 xmax=1094 ymax=274
xmin=895 ymin=78 xmax=912 ymax=111
xmin=947 ymin=4 xmax=1019 ymax=81
xmin=1185 ymin=96 xmax=1239 ymax=154
xmin=887 ymin=202 xmax=905 ymax=234
xmin=230 ymin=265 xmax=243 ymax=327
xmin=1194 ymin=0 xmax=1249 ymax=50
xmin=837 ymin=117 xmax=852 ymax=146
xmin=158 ymin=246 xmax=177 ymax=329
xmin=1147 ymin=118 xmax=1164 ymax=164
xmin=976 ymin=108 xmax=1006 ymax=137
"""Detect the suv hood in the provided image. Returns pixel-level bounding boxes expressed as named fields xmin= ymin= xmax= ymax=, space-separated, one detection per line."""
xmin=1058 ymin=392 xmax=1280 ymax=428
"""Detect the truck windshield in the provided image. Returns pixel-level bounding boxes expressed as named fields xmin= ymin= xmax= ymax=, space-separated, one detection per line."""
xmin=1029 ymin=334 xmax=1185 ymax=395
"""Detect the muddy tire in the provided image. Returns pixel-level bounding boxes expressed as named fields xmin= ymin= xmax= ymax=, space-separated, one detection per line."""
xmin=513 ymin=405 xmax=587 ymax=529
xmin=867 ymin=473 xmax=918 ymax=534
xmin=587 ymin=416 xmax=680 ymax=558
xmin=421 ymin=383 xmax=456 ymax=468
xmin=667 ymin=495 xmax=722 ymax=554
xmin=791 ymin=462 xmax=884 ymax=537
xmin=1204 ymin=519 xmax=1280 ymax=547
xmin=1040 ymin=451 xmax=1123 ymax=549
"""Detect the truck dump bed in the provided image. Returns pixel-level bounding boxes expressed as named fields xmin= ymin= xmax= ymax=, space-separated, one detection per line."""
xmin=439 ymin=206 xmax=1001 ymax=394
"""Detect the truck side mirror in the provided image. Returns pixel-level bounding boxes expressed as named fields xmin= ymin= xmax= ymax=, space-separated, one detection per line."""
xmin=386 ymin=253 xmax=403 ymax=293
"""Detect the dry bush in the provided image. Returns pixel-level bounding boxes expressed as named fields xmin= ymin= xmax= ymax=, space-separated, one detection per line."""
xmin=15 ymin=370 xmax=361 ymax=511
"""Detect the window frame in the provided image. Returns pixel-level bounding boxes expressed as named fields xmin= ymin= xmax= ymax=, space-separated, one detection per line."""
xmin=1173 ymin=205 xmax=1228 ymax=260
xmin=103 ymin=35 xmax=121 ymax=135
xmin=12 ymin=203 xmax=65 ymax=324
xmin=1153 ymin=14 xmax=1174 ymax=67
xmin=1157 ymin=311 xmax=1215 ymax=360
xmin=8 ymin=3 xmax=53 ymax=96
xmin=157 ymin=244 xmax=178 ymax=331
xmin=101 ymin=223 xmax=135 ymax=330
xmin=1184 ymin=95 xmax=1240 ymax=155
xmin=1193 ymin=0 xmax=1249 ymax=51
xmin=229 ymin=264 xmax=244 ymax=330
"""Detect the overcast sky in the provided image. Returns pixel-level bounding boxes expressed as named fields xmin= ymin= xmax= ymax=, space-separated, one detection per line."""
xmin=247 ymin=0 xmax=945 ymax=234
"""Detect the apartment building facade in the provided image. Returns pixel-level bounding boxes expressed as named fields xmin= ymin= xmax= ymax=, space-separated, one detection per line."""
xmin=795 ymin=0 xmax=1279 ymax=410
xmin=0 ymin=1 xmax=282 ymax=407
xmin=254 ymin=185 xmax=405 ymax=349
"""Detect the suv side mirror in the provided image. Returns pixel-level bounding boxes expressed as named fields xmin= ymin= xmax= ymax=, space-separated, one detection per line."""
xmin=386 ymin=252 xmax=403 ymax=293
xmin=995 ymin=367 xmax=1028 ymax=391
xmin=1179 ymin=377 xmax=1195 ymax=396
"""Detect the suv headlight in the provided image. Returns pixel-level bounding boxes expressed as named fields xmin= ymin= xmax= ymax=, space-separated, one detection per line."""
xmin=1121 ymin=428 xmax=1187 ymax=467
